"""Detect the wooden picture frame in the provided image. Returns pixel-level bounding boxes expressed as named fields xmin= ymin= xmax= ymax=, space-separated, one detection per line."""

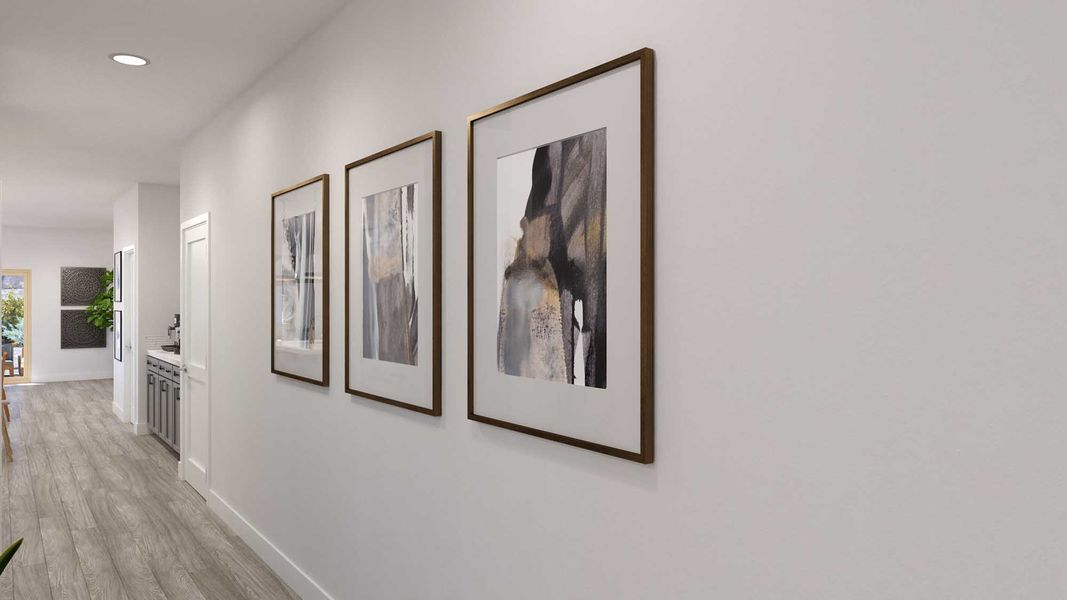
xmin=271 ymin=174 xmax=330 ymax=386
xmin=344 ymin=131 xmax=442 ymax=415
xmin=113 ymin=251 xmax=122 ymax=303
xmin=467 ymin=48 xmax=655 ymax=463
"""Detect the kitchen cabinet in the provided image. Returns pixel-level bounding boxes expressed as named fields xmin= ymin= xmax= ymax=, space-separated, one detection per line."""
xmin=147 ymin=355 xmax=180 ymax=452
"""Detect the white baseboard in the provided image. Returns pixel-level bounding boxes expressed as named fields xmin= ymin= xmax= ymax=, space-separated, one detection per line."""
xmin=34 ymin=371 xmax=113 ymax=383
xmin=112 ymin=402 xmax=126 ymax=421
xmin=208 ymin=490 xmax=335 ymax=600
xmin=132 ymin=422 xmax=150 ymax=435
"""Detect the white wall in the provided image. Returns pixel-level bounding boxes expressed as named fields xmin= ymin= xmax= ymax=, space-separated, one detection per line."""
xmin=1 ymin=226 xmax=113 ymax=382
xmin=113 ymin=184 xmax=138 ymax=417
xmin=180 ymin=1 xmax=1067 ymax=598
xmin=112 ymin=182 xmax=180 ymax=423
xmin=136 ymin=182 xmax=181 ymax=366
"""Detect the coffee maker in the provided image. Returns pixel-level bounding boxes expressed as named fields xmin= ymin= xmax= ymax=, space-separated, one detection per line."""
xmin=167 ymin=313 xmax=181 ymax=354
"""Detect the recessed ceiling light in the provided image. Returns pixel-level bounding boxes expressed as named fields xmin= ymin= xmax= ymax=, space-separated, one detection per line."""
xmin=110 ymin=53 xmax=150 ymax=66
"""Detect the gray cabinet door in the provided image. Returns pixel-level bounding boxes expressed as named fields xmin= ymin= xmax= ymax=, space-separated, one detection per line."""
xmin=166 ymin=381 xmax=175 ymax=446
xmin=155 ymin=376 xmax=163 ymax=434
xmin=173 ymin=383 xmax=180 ymax=451
xmin=160 ymin=379 xmax=168 ymax=443
xmin=147 ymin=372 xmax=156 ymax=433
xmin=146 ymin=359 xmax=181 ymax=451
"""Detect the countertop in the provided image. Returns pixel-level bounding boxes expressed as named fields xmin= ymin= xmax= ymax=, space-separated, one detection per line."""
xmin=147 ymin=349 xmax=182 ymax=367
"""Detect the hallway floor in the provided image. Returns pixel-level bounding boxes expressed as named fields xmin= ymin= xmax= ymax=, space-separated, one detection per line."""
xmin=0 ymin=380 xmax=300 ymax=600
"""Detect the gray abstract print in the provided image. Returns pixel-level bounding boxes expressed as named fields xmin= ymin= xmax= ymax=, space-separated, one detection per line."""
xmin=362 ymin=183 xmax=418 ymax=365
xmin=281 ymin=211 xmax=317 ymax=346
xmin=496 ymin=128 xmax=607 ymax=389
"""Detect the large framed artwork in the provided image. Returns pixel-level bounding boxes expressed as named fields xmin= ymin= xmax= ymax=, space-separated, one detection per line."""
xmin=345 ymin=132 xmax=442 ymax=415
xmin=467 ymin=49 xmax=655 ymax=463
xmin=113 ymin=310 xmax=122 ymax=361
xmin=271 ymin=174 xmax=330 ymax=386
xmin=113 ymin=251 xmax=122 ymax=303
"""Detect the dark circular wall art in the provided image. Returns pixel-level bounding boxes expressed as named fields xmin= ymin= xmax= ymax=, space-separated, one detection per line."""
xmin=60 ymin=267 xmax=107 ymax=306
xmin=60 ymin=310 xmax=107 ymax=349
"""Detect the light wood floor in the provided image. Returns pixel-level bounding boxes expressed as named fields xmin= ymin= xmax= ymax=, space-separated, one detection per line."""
xmin=0 ymin=380 xmax=301 ymax=600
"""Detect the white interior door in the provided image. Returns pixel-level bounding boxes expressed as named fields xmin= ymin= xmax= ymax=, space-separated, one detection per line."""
xmin=180 ymin=213 xmax=210 ymax=498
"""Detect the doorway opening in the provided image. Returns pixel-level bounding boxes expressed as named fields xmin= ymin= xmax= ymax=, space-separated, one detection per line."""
xmin=1 ymin=269 xmax=32 ymax=383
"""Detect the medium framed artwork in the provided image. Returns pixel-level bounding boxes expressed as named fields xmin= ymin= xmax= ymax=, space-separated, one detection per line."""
xmin=113 ymin=251 xmax=122 ymax=303
xmin=271 ymin=174 xmax=330 ymax=386
xmin=467 ymin=48 xmax=655 ymax=463
xmin=344 ymin=132 xmax=442 ymax=415
xmin=113 ymin=310 xmax=122 ymax=361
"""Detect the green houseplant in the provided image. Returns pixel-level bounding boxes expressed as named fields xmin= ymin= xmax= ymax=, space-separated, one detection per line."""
xmin=1 ymin=293 xmax=23 ymax=332
xmin=1 ymin=294 xmax=24 ymax=361
xmin=2 ymin=318 xmax=23 ymax=346
xmin=86 ymin=269 xmax=114 ymax=330
xmin=0 ymin=538 xmax=22 ymax=575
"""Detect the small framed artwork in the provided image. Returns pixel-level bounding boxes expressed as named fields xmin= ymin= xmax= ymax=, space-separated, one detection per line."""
xmin=467 ymin=49 xmax=655 ymax=462
xmin=344 ymin=132 xmax=441 ymax=415
xmin=113 ymin=310 xmax=122 ymax=361
xmin=271 ymin=174 xmax=330 ymax=386
xmin=113 ymin=251 xmax=122 ymax=303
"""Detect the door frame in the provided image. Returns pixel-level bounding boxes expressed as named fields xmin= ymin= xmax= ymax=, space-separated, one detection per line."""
xmin=119 ymin=246 xmax=142 ymax=431
xmin=1 ymin=269 xmax=32 ymax=384
xmin=179 ymin=212 xmax=210 ymax=496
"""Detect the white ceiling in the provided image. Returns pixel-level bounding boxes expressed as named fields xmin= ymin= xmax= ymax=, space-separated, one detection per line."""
xmin=0 ymin=0 xmax=348 ymax=229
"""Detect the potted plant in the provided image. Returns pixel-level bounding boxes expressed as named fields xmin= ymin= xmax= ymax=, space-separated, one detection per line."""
xmin=86 ymin=269 xmax=115 ymax=330
xmin=1 ymin=293 xmax=24 ymax=363
xmin=0 ymin=538 xmax=22 ymax=575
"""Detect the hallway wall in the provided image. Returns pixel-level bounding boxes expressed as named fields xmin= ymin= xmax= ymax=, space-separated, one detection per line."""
xmin=112 ymin=182 xmax=180 ymax=425
xmin=180 ymin=1 xmax=1067 ymax=598
xmin=1 ymin=225 xmax=113 ymax=382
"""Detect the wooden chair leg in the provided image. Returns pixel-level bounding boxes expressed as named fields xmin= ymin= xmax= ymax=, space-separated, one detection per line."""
xmin=2 ymin=402 xmax=9 ymax=422
xmin=1 ymin=414 xmax=11 ymax=462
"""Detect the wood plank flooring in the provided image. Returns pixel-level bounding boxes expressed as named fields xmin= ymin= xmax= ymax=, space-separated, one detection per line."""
xmin=0 ymin=380 xmax=301 ymax=600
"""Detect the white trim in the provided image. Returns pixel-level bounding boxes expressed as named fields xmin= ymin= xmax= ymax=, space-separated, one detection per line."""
xmin=180 ymin=213 xmax=209 ymax=229
xmin=33 ymin=372 xmax=114 ymax=383
xmin=112 ymin=401 xmax=125 ymax=421
xmin=183 ymin=458 xmax=208 ymax=494
xmin=208 ymin=491 xmax=335 ymax=600
xmin=120 ymin=246 xmax=139 ymax=425
xmin=132 ymin=422 xmax=150 ymax=435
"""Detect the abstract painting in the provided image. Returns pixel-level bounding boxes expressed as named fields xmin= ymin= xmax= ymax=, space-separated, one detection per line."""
xmin=61 ymin=267 xmax=106 ymax=306
xmin=113 ymin=310 xmax=122 ymax=361
xmin=280 ymin=211 xmax=318 ymax=347
xmin=496 ymin=128 xmax=607 ymax=388
xmin=362 ymin=183 xmax=418 ymax=366
xmin=468 ymin=48 xmax=654 ymax=463
xmin=60 ymin=310 xmax=106 ymax=349
xmin=344 ymin=131 xmax=441 ymax=415
xmin=114 ymin=251 xmax=122 ymax=303
xmin=271 ymin=174 xmax=329 ymax=386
